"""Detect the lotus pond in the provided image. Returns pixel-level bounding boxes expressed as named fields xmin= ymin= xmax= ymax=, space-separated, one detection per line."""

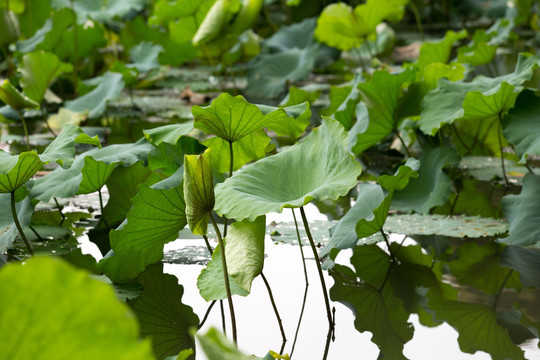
xmin=1 ymin=1 xmax=540 ymax=359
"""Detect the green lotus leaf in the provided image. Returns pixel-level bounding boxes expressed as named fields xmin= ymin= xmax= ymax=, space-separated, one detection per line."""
xmin=415 ymin=30 xmax=467 ymax=70
xmin=184 ymin=150 xmax=214 ymax=235
xmin=500 ymin=246 xmax=540 ymax=288
xmin=40 ymin=123 xmax=100 ymax=168
xmin=19 ymin=50 xmax=73 ymax=104
xmin=99 ymin=180 xmax=186 ymax=282
xmin=16 ymin=9 xmax=70 ymax=53
xmin=265 ymin=17 xmax=318 ymax=52
xmin=52 ymin=0 xmax=146 ymax=23
xmin=321 ymin=72 xmax=362 ymax=131
xmin=0 ymin=194 xmax=32 ymax=253
xmin=0 ymin=78 xmax=39 ymax=111
xmin=0 ymin=9 xmax=19 ymax=47
xmin=197 ymin=327 xmax=257 ymax=360
xmin=448 ymin=241 xmax=520 ymax=294
xmin=65 ymin=72 xmax=125 ymax=119
xmin=193 ymin=93 xmax=266 ymax=142
xmin=77 ymin=157 xmax=117 ymax=195
xmin=429 ymin=296 xmax=525 ymax=360
xmin=349 ymin=69 xmax=415 ymax=155
xmin=197 ymin=216 xmax=265 ymax=300
xmin=129 ymin=263 xmax=199 ymax=360
xmin=502 ymin=90 xmax=540 ymax=164
xmin=129 ymin=41 xmax=164 ymax=73
xmin=149 ymin=0 xmax=215 ymax=27
xmin=257 ymin=101 xmax=311 ymax=138
xmin=500 ymin=173 xmax=540 ymax=247
xmin=392 ymin=147 xmax=460 ymax=214
xmin=457 ymin=29 xmax=496 ymax=66
xmin=0 ymin=257 xmax=154 ymax=359
xmin=144 ymin=122 xmax=194 ymax=146
xmin=419 ymin=53 xmax=540 ymax=136
xmin=149 ymin=137 xmax=205 ymax=176
xmin=214 ymin=118 xmax=362 ymax=221
xmin=192 ymin=0 xmax=241 ymax=45
xmin=227 ymin=0 xmax=263 ymax=35
xmin=0 ymin=151 xmax=44 ymax=193
xmin=280 ymin=85 xmax=322 ymax=108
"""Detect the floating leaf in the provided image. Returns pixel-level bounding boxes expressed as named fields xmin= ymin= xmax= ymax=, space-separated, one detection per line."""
xmin=19 ymin=50 xmax=73 ymax=104
xmin=129 ymin=263 xmax=199 ymax=360
xmin=500 ymin=173 xmax=540 ymax=247
xmin=0 ymin=257 xmax=154 ymax=359
xmin=214 ymin=118 xmax=362 ymax=221
xmin=184 ymin=150 xmax=214 ymax=235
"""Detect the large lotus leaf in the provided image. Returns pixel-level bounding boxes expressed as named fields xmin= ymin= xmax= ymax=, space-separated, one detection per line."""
xmin=500 ymin=245 xmax=540 ymax=288
xmin=149 ymin=0 xmax=215 ymax=27
xmin=128 ymin=263 xmax=199 ymax=360
xmin=0 ymin=194 xmax=32 ymax=253
xmin=65 ymin=72 xmax=125 ymax=119
xmin=129 ymin=41 xmax=164 ymax=73
xmin=19 ymin=51 xmax=73 ymax=104
xmin=0 ymin=151 xmax=44 ymax=193
xmin=500 ymin=173 xmax=540 ymax=247
xmin=392 ymin=147 xmax=460 ymax=214
xmin=0 ymin=78 xmax=39 ymax=111
xmin=0 ymin=257 xmax=154 ymax=359
xmin=448 ymin=241 xmax=520 ymax=294
xmin=214 ymin=118 xmax=362 ymax=221
xmin=330 ymin=264 xmax=413 ymax=359
xmin=203 ymin=129 xmax=270 ymax=173
xmin=99 ymin=180 xmax=186 ymax=282
xmin=193 ymin=93 xmax=265 ymax=142
xmin=502 ymin=90 xmax=540 ymax=164
xmin=257 ymin=101 xmax=311 ymax=138
xmin=40 ymin=124 xmax=100 ymax=168
xmin=245 ymin=45 xmax=317 ymax=98
xmin=429 ymin=296 xmax=525 ymax=360
xmin=452 ymin=82 xmax=519 ymax=156
xmin=143 ymin=122 xmax=194 ymax=146
xmin=184 ymin=151 xmax=214 ymax=235
xmin=415 ymin=30 xmax=467 ymax=70
xmin=197 ymin=216 xmax=265 ymax=300
xmin=350 ymin=69 xmax=416 ymax=155
xmin=419 ymin=54 xmax=540 ymax=135
xmin=30 ymin=140 xmax=153 ymax=202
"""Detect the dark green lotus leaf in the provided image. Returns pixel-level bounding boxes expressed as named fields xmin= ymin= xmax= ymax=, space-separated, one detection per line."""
xmin=330 ymin=263 xmax=413 ymax=359
xmin=457 ymin=29 xmax=496 ymax=66
xmin=502 ymin=90 xmax=540 ymax=164
xmin=321 ymin=72 xmax=362 ymax=131
xmin=0 ymin=194 xmax=32 ymax=253
xmin=392 ymin=147 xmax=460 ymax=214
xmin=144 ymin=122 xmax=194 ymax=146
xmin=448 ymin=241 xmax=520 ymax=294
xmin=100 ymin=178 xmax=186 ymax=282
xmin=129 ymin=41 xmax=163 ymax=73
xmin=30 ymin=139 xmax=153 ymax=202
xmin=245 ymin=45 xmax=317 ymax=98
xmin=0 ymin=151 xmax=44 ymax=193
xmin=429 ymin=296 xmax=525 ymax=360
xmin=40 ymin=124 xmax=100 ymax=168
xmin=129 ymin=263 xmax=198 ymax=360
xmin=149 ymin=137 xmax=205 ymax=176
xmin=65 ymin=72 xmax=125 ymax=119
xmin=0 ymin=257 xmax=154 ymax=359
xmin=500 ymin=173 xmax=540 ymax=247
xmin=500 ymin=246 xmax=540 ymax=288
xmin=415 ymin=30 xmax=467 ymax=70
xmin=19 ymin=50 xmax=73 ymax=104
xmin=214 ymin=119 xmax=362 ymax=221
xmin=257 ymin=101 xmax=311 ymax=138
xmin=419 ymin=54 xmax=540 ymax=136
xmin=0 ymin=78 xmax=39 ymax=111
xmin=77 ymin=157 xmax=117 ymax=195
xmin=184 ymin=151 xmax=214 ymax=235
xmin=197 ymin=327 xmax=257 ymax=360
xmin=197 ymin=216 xmax=265 ymax=300
xmin=16 ymin=9 xmax=71 ymax=53
xmin=349 ymin=69 xmax=415 ymax=155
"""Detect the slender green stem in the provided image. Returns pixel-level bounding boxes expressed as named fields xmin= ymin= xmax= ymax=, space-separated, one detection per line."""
xmin=493 ymin=269 xmax=514 ymax=310
xmin=380 ymin=229 xmax=395 ymax=261
xmin=203 ymin=234 xmax=213 ymax=255
xmin=290 ymin=208 xmax=309 ymax=359
xmin=202 ymin=234 xmax=227 ymax=334
xmin=497 ymin=118 xmax=510 ymax=188
xmin=98 ymin=189 xmax=109 ymax=228
xmin=378 ymin=230 xmax=395 ymax=292
xmin=299 ymin=206 xmax=334 ymax=360
xmin=209 ymin=212 xmax=237 ymax=344
xmin=261 ymin=272 xmax=287 ymax=354
xmin=54 ymin=198 xmax=66 ymax=226
xmin=199 ymin=300 xmax=217 ymax=329
xmin=524 ymin=163 xmax=535 ymax=174
xmin=28 ymin=226 xmax=43 ymax=241
xmin=452 ymin=124 xmax=470 ymax=153
xmin=11 ymin=191 xmax=33 ymax=256
xmin=17 ymin=110 xmax=30 ymax=151
xmin=395 ymin=130 xmax=411 ymax=157
xmin=409 ymin=1 xmax=425 ymax=40
xmin=223 ymin=140 xmax=234 ymax=237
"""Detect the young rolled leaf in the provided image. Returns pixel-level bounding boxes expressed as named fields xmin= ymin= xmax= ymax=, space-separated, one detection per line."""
xmin=184 ymin=150 xmax=214 ymax=235
xmin=0 ymin=78 xmax=39 ymax=110
xmin=0 ymin=257 xmax=154 ymax=359
xmin=191 ymin=0 xmax=241 ymax=45
xmin=214 ymin=118 xmax=362 ymax=221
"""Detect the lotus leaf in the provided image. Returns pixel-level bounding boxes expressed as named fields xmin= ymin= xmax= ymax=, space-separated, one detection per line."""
xmin=214 ymin=118 xmax=362 ymax=221
xmin=0 ymin=78 xmax=39 ymax=111
xmin=0 ymin=151 xmax=44 ymax=193
xmin=500 ymin=246 xmax=540 ymax=288
xmin=415 ymin=30 xmax=467 ymax=70
xmin=184 ymin=150 xmax=214 ymax=235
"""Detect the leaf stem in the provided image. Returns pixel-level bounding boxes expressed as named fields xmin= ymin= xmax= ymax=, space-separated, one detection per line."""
xmin=378 ymin=230 xmax=395 ymax=292
xmin=299 ymin=206 xmax=334 ymax=360
xmin=394 ymin=130 xmax=411 ymax=157
xmin=202 ymin=234 xmax=227 ymax=335
xmin=199 ymin=300 xmax=217 ymax=329
xmin=223 ymin=140 xmax=234 ymax=237
xmin=98 ymin=189 xmax=110 ymax=228
xmin=261 ymin=272 xmax=287 ymax=354
xmin=493 ymin=269 xmax=513 ymax=310
xmin=17 ymin=110 xmax=31 ymax=151
xmin=497 ymin=118 xmax=510 ymax=188
xmin=53 ymin=198 xmax=66 ymax=226
xmin=290 ymin=208 xmax=309 ymax=359
xmin=11 ymin=191 xmax=33 ymax=256
xmin=209 ymin=212 xmax=237 ymax=344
